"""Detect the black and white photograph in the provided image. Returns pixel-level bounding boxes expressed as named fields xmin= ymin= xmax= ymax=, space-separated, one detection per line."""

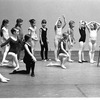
xmin=0 ymin=0 xmax=100 ymax=98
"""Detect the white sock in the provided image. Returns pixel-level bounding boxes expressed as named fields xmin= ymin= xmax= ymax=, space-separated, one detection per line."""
xmin=78 ymin=50 xmax=82 ymax=61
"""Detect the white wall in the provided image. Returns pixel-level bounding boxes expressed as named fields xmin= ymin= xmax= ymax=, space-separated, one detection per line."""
xmin=0 ymin=0 xmax=100 ymax=51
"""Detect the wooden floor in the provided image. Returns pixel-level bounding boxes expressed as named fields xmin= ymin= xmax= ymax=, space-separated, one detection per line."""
xmin=0 ymin=51 xmax=100 ymax=98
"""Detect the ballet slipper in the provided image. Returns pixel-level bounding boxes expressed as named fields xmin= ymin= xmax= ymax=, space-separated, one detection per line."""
xmin=9 ymin=70 xmax=17 ymax=74
xmin=90 ymin=60 xmax=96 ymax=64
xmin=46 ymin=62 xmax=53 ymax=66
xmin=68 ymin=59 xmax=74 ymax=62
xmin=4 ymin=78 xmax=10 ymax=81
xmin=0 ymin=78 xmax=8 ymax=83
xmin=3 ymin=60 xmax=9 ymax=63
xmin=78 ymin=61 xmax=83 ymax=63
xmin=14 ymin=66 xmax=19 ymax=71
xmin=0 ymin=62 xmax=9 ymax=66
xmin=55 ymin=59 xmax=60 ymax=62
xmin=93 ymin=60 xmax=96 ymax=63
xmin=61 ymin=65 xmax=66 ymax=69
xmin=1 ymin=75 xmax=10 ymax=81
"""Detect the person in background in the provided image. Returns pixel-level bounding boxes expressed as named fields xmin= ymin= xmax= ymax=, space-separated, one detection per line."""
xmin=0 ymin=19 xmax=10 ymax=65
xmin=78 ymin=20 xmax=87 ymax=63
xmin=28 ymin=19 xmax=38 ymax=55
xmin=39 ymin=19 xmax=50 ymax=61
xmin=1 ymin=28 xmax=20 ymax=71
xmin=15 ymin=18 xmax=24 ymax=62
xmin=54 ymin=15 xmax=66 ymax=62
xmin=67 ymin=20 xmax=75 ymax=62
xmin=86 ymin=21 xmax=100 ymax=63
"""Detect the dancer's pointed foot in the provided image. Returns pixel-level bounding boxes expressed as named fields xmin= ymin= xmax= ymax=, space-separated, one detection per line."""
xmin=4 ymin=78 xmax=10 ymax=81
xmin=90 ymin=60 xmax=96 ymax=64
xmin=61 ymin=65 xmax=66 ymax=69
xmin=55 ymin=59 xmax=60 ymax=62
xmin=0 ymin=78 xmax=8 ymax=83
xmin=78 ymin=60 xmax=83 ymax=63
xmin=3 ymin=76 xmax=10 ymax=81
xmin=0 ymin=62 xmax=9 ymax=66
xmin=14 ymin=66 xmax=19 ymax=71
xmin=3 ymin=60 xmax=9 ymax=63
xmin=9 ymin=70 xmax=17 ymax=74
xmin=68 ymin=59 xmax=74 ymax=62
xmin=46 ymin=62 xmax=53 ymax=66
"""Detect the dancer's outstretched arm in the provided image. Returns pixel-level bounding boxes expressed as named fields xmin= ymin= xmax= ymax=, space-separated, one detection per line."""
xmin=62 ymin=15 xmax=66 ymax=29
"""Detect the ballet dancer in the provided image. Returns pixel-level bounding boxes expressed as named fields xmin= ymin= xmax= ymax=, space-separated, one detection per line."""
xmin=39 ymin=19 xmax=50 ymax=61
xmin=54 ymin=15 xmax=66 ymax=61
xmin=15 ymin=18 xmax=24 ymax=62
xmin=67 ymin=20 xmax=75 ymax=62
xmin=86 ymin=21 xmax=100 ymax=63
xmin=0 ymin=19 xmax=10 ymax=65
xmin=1 ymin=27 xmax=20 ymax=71
xmin=28 ymin=19 xmax=38 ymax=55
xmin=78 ymin=20 xmax=87 ymax=63
xmin=47 ymin=32 xmax=69 ymax=69
xmin=10 ymin=34 xmax=37 ymax=77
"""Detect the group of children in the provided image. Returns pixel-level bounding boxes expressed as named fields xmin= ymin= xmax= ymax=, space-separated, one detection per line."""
xmin=0 ymin=16 xmax=100 ymax=83
xmin=0 ymin=18 xmax=37 ymax=83
xmin=48 ymin=16 xmax=100 ymax=69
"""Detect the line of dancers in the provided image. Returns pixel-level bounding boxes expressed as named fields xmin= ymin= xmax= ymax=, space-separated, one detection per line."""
xmin=0 ymin=16 xmax=100 ymax=83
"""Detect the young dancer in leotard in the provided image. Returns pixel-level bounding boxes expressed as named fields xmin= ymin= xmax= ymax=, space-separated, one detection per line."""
xmin=39 ymin=19 xmax=50 ymax=61
xmin=47 ymin=32 xmax=69 ymax=69
xmin=86 ymin=21 xmax=100 ymax=63
xmin=15 ymin=18 xmax=24 ymax=62
xmin=67 ymin=20 xmax=75 ymax=62
xmin=0 ymin=19 xmax=10 ymax=65
xmin=1 ymin=28 xmax=19 ymax=71
xmin=54 ymin=15 xmax=66 ymax=61
xmin=28 ymin=19 xmax=38 ymax=55
xmin=78 ymin=20 xmax=87 ymax=63
xmin=10 ymin=34 xmax=37 ymax=77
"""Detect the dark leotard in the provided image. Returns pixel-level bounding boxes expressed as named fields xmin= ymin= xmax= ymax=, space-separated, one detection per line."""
xmin=1 ymin=37 xmax=19 ymax=54
xmin=58 ymin=39 xmax=66 ymax=54
xmin=79 ymin=27 xmax=86 ymax=42
xmin=40 ymin=28 xmax=48 ymax=43
xmin=40 ymin=27 xmax=48 ymax=60
xmin=23 ymin=43 xmax=33 ymax=63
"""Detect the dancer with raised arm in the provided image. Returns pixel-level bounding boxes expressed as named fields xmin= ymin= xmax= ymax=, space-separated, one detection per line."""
xmin=54 ymin=15 xmax=66 ymax=61
xmin=86 ymin=21 xmax=100 ymax=63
